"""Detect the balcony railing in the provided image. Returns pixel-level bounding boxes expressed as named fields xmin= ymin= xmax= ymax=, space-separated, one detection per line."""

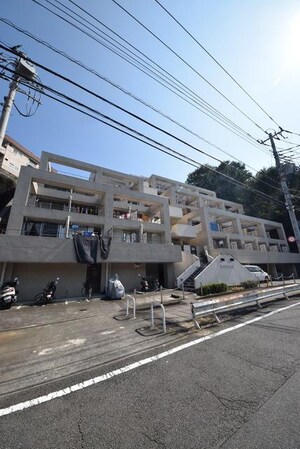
xmin=35 ymin=201 xmax=103 ymax=216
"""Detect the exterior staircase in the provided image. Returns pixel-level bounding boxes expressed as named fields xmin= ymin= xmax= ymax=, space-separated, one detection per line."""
xmin=183 ymin=263 xmax=209 ymax=292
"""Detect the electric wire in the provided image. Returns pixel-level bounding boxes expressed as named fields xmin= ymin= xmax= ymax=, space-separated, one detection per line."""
xmin=0 ymin=23 xmax=271 ymax=173
xmin=0 ymin=47 xmax=288 ymax=200
xmin=1 ymin=12 xmax=298 ymax=210
xmin=0 ymin=67 xmax=289 ymax=207
xmin=111 ymin=0 xmax=267 ymax=134
xmin=28 ymin=3 xmax=264 ymax=149
xmin=0 ymin=46 xmax=288 ymax=201
xmin=64 ymin=0 xmax=271 ymax=152
xmin=34 ymin=0 xmax=247 ymax=135
xmin=0 ymin=56 xmax=234 ymax=167
xmin=27 ymin=83 xmax=287 ymax=205
xmin=59 ymin=0 xmax=262 ymax=144
xmin=154 ymin=0 xmax=281 ymax=128
xmin=0 ymin=44 xmax=281 ymax=197
xmin=283 ymin=130 xmax=300 ymax=137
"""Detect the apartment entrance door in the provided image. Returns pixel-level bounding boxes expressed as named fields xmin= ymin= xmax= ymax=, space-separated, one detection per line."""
xmin=146 ymin=263 xmax=164 ymax=287
xmin=86 ymin=264 xmax=101 ymax=294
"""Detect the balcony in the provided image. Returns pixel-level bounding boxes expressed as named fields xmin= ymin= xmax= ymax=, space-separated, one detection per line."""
xmin=0 ymin=235 xmax=182 ymax=264
xmin=171 ymin=223 xmax=198 ymax=239
xmin=169 ymin=206 xmax=183 ymax=219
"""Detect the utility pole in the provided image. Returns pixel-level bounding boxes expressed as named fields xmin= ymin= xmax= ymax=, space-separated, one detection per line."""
xmin=0 ymin=64 xmax=20 ymax=147
xmin=0 ymin=50 xmax=36 ymax=147
xmin=264 ymin=130 xmax=300 ymax=253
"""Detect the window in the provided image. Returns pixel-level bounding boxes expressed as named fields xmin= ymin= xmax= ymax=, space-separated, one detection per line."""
xmin=42 ymin=223 xmax=59 ymax=237
xmin=13 ymin=148 xmax=22 ymax=157
xmin=210 ymin=222 xmax=219 ymax=232
xmin=23 ymin=221 xmax=59 ymax=237
xmin=122 ymin=231 xmax=138 ymax=243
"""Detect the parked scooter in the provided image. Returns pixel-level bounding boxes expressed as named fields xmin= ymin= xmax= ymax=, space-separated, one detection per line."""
xmin=140 ymin=276 xmax=149 ymax=292
xmin=34 ymin=278 xmax=59 ymax=304
xmin=139 ymin=276 xmax=160 ymax=292
xmin=0 ymin=277 xmax=19 ymax=309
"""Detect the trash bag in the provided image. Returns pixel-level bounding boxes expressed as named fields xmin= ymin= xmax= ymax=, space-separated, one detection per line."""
xmin=107 ymin=274 xmax=125 ymax=299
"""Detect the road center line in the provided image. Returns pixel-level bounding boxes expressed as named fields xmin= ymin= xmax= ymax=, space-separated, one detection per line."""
xmin=0 ymin=301 xmax=299 ymax=417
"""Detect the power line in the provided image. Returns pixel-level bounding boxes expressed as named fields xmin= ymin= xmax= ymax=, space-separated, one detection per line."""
xmin=1 ymin=44 xmax=278 ymax=194
xmin=0 ymin=47 xmax=284 ymax=201
xmin=153 ymin=0 xmax=280 ymax=128
xmin=283 ymin=129 xmax=300 ymax=137
xmin=0 ymin=46 xmax=286 ymax=201
xmin=0 ymin=20 xmax=270 ymax=174
xmin=1 ymin=66 xmax=288 ymax=208
xmin=0 ymin=51 xmax=236 ymax=166
xmin=111 ymin=0 xmax=267 ymax=134
xmin=28 ymin=2 xmax=264 ymax=149
xmin=63 ymin=0 xmax=272 ymax=152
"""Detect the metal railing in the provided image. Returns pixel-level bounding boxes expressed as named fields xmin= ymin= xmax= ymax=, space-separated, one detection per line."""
xmin=150 ymin=301 xmax=166 ymax=333
xmin=176 ymin=257 xmax=200 ymax=288
xmin=125 ymin=294 xmax=136 ymax=319
xmin=271 ymin=273 xmax=296 ymax=284
xmin=191 ymin=284 xmax=300 ymax=329
xmin=122 ymin=286 xmax=186 ymax=333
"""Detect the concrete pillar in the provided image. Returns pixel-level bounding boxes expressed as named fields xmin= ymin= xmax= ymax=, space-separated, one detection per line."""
xmin=6 ymin=167 xmax=33 ymax=235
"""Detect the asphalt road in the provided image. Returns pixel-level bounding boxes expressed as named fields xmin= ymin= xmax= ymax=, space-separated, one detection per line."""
xmin=0 ymin=298 xmax=299 ymax=448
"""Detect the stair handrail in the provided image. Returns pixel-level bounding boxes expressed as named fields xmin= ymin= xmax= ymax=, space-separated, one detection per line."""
xmin=204 ymin=246 xmax=214 ymax=262
xmin=176 ymin=257 xmax=201 ymax=287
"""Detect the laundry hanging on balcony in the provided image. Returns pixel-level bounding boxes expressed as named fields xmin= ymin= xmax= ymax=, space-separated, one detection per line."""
xmin=73 ymin=234 xmax=99 ymax=264
xmin=99 ymin=236 xmax=112 ymax=260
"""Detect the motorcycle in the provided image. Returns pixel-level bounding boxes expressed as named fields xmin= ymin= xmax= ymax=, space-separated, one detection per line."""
xmin=34 ymin=278 xmax=59 ymax=304
xmin=140 ymin=276 xmax=149 ymax=292
xmin=139 ymin=277 xmax=160 ymax=292
xmin=0 ymin=277 xmax=19 ymax=309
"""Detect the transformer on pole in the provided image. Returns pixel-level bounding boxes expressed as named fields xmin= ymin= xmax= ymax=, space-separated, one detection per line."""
xmin=0 ymin=51 xmax=37 ymax=147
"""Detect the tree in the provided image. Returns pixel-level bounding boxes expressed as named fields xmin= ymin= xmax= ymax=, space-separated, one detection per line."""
xmin=187 ymin=161 xmax=300 ymax=251
xmin=244 ymin=167 xmax=282 ymax=219
xmin=186 ymin=161 xmax=252 ymax=205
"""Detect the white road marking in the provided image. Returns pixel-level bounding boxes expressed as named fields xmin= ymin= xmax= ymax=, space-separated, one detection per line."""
xmin=100 ymin=330 xmax=115 ymax=335
xmin=0 ymin=302 xmax=299 ymax=417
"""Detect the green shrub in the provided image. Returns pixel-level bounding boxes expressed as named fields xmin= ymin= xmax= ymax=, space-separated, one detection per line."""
xmin=199 ymin=282 xmax=228 ymax=296
xmin=240 ymin=280 xmax=258 ymax=289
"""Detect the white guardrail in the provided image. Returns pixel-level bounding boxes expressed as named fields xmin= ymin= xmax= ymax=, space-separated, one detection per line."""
xmin=191 ymin=284 xmax=300 ymax=329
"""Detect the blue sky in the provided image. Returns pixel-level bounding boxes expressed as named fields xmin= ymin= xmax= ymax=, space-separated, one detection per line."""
xmin=1 ymin=0 xmax=300 ymax=182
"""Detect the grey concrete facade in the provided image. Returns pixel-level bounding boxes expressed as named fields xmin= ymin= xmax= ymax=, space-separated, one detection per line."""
xmin=0 ymin=151 xmax=299 ymax=301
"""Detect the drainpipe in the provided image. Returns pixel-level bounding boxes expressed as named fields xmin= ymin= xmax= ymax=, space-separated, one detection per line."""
xmin=65 ymin=215 xmax=71 ymax=238
xmin=65 ymin=191 xmax=73 ymax=238
xmin=139 ymin=223 xmax=143 ymax=243
xmin=0 ymin=262 xmax=7 ymax=286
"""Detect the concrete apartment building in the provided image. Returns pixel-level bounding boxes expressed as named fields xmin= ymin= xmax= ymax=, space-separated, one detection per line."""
xmin=0 ymin=135 xmax=39 ymax=230
xmin=0 ymin=134 xmax=39 ymax=184
xmin=0 ymin=151 xmax=299 ymax=302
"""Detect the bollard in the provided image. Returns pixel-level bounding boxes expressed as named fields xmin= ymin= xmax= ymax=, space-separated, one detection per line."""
xmin=150 ymin=302 xmax=166 ymax=333
xmin=125 ymin=295 xmax=136 ymax=319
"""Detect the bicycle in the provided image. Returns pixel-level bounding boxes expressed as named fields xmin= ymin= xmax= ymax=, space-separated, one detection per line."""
xmin=34 ymin=278 xmax=59 ymax=304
